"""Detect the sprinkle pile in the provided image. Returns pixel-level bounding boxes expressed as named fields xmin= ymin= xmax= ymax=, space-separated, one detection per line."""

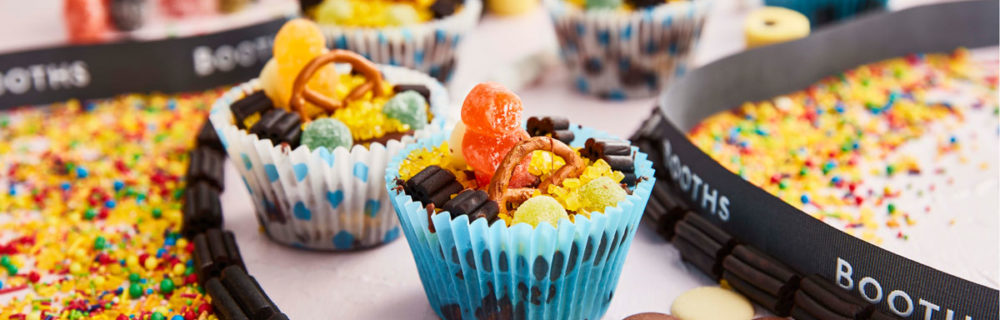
xmin=688 ymin=48 xmax=999 ymax=243
xmin=0 ymin=91 xmax=222 ymax=319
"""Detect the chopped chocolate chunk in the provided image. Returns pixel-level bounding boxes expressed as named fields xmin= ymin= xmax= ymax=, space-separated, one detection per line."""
xmin=231 ymin=91 xmax=273 ymax=130
xmin=442 ymin=189 xmax=500 ymax=222
xmin=406 ymin=166 xmax=461 ymax=208
xmin=250 ymin=109 xmax=302 ymax=148
xmin=527 ymin=116 xmax=574 ymax=144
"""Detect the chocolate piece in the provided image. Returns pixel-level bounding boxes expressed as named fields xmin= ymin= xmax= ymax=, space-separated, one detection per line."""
xmin=470 ymin=200 xmax=500 ymax=221
xmin=724 ymin=271 xmax=786 ymax=315
xmin=429 ymin=0 xmax=458 ymax=19
xmin=799 ymin=274 xmax=866 ymax=318
xmin=550 ymin=130 xmax=575 ymax=144
xmin=584 ymin=138 xmax=632 ymax=159
xmin=231 ymin=91 xmax=273 ymax=130
xmin=187 ymin=147 xmax=225 ymax=191
xmin=626 ymin=0 xmax=664 ymax=9
xmin=526 ymin=116 xmax=574 ymax=144
xmin=393 ymin=84 xmax=431 ymax=103
xmin=206 ymin=278 xmax=250 ymax=320
xmin=428 ymin=181 xmax=464 ymax=208
xmin=197 ymin=120 xmax=226 ymax=153
xmin=603 ymin=155 xmax=635 ymax=173
xmin=182 ymin=182 xmax=223 ymax=237
xmin=622 ymin=172 xmax=637 ymax=187
xmin=442 ymin=189 xmax=500 ymax=222
xmin=193 ymin=229 xmax=244 ymax=282
xmin=221 ymin=265 xmax=278 ymax=320
xmin=250 ymin=109 xmax=301 ymax=148
xmin=443 ymin=189 xmax=487 ymax=218
xmin=407 ymin=166 xmax=461 ymax=207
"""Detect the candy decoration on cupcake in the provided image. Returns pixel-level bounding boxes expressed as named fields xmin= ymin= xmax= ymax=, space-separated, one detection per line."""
xmin=306 ymin=0 xmax=464 ymax=27
xmin=387 ymin=82 xmax=655 ymax=319
xmin=211 ymin=18 xmax=448 ymax=250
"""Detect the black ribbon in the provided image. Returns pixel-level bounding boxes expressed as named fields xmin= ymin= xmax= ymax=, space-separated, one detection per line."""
xmin=640 ymin=1 xmax=999 ymax=318
xmin=0 ymin=18 xmax=288 ymax=110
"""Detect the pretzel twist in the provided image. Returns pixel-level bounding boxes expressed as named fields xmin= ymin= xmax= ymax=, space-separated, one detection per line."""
xmin=289 ymin=50 xmax=385 ymax=121
xmin=487 ymin=136 xmax=585 ymax=216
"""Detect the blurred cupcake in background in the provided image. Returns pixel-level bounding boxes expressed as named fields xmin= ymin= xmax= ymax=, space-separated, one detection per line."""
xmin=546 ymin=0 xmax=711 ymax=100
xmin=301 ymin=0 xmax=482 ymax=83
xmin=210 ymin=19 xmax=449 ymax=251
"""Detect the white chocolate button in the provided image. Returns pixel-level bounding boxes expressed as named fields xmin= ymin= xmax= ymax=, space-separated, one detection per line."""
xmin=670 ymin=286 xmax=754 ymax=320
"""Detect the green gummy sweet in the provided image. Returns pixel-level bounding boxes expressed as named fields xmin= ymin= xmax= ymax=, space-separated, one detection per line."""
xmin=302 ymin=117 xmax=353 ymax=151
xmin=578 ymin=176 xmax=627 ymax=212
xmin=382 ymin=90 xmax=428 ymax=130
xmin=586 ymin=0 xmax=622 ymax=10
xmin=513 ymin=196 xmax=569 ymax=228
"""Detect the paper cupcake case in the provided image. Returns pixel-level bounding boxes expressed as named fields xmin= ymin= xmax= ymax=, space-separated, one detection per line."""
xmin=763 ymin=0 xmax=887 ymax=26
xmin=386 ymin=126 xmax=656 ymax=320
xmin=546 ymin=0 xmax=711 ymax=100
xmin=208 ymin=65 xmax=449 ymax=251
xmin=320 ymin=0 xmax=483 ymax=83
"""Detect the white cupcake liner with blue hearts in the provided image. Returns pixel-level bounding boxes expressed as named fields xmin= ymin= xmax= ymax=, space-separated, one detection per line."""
xmin=385 ymin=125 xmax=656 ymax=320
xmin=208 ymin=64 xmax=449 ymax=251
xmin=546 ymin=0 xmax=711 ymax=100
xmin=319 ymin=0 xmax=482 ymax=84
xmin=763 ymin=0 xmax=887 ymax=26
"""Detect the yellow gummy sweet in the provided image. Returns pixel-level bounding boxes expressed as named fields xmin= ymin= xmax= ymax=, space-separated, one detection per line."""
xmin=270 ymin=19 xmax=340 ymax=117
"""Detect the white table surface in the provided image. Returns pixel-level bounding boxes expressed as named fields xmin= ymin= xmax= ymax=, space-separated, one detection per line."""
xmin=0 ymin=0 xmax=968 ymax=319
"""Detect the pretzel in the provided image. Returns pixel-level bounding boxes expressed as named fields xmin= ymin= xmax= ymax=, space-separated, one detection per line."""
xmin=487 ymin=136 xmax=585 ymax=216
xmin=289 ymin=50 xmax=386 ymax=121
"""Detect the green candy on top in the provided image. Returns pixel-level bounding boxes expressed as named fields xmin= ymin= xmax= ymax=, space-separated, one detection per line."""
xmin=302 ymin=117 xmax=353 ymax=151
xmin=383 ymin=90 xmax=428 ymax=130
xmin=586 ymin=0 xmax=623 ymax=10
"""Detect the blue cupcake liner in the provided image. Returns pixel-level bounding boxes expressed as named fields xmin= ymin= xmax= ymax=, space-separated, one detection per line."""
xmin=319 ymin=0 xmax=482 ymax=84
xmin=385 ymin=125 xmax=656 ymax=319
xmin=764 ymin=0 xmax=888 ymax=26
xmin=209 ymin=64 xmax=448 ymax=251
xmin=545 ymin=0 xmax=712 ymax=100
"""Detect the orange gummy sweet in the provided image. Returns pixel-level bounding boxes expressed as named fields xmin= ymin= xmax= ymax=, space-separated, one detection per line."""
xmin=461 ymin=82 xmax=524 ymax=135
xmin=463 ymin=129 xmax=530 ymax=184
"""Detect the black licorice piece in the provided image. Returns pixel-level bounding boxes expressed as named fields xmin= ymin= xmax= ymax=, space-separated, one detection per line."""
xmin=798 ymin=274 xmax=867 ymax=318
xmin=673 ymin=221 xmax=724 ymax=258
xmin=231 ymin=91 xmax=273 ymax=130
xmin=266 ymin=314 xmax=290 ymax=320
xmin=410 ymin=167 xmax=460 ymax=207
xmin=109 ymin=0 xmax=147 ymax=31
xmin=527 ymin=116 xmax=574 ymax=144
xmin=794 ymin=290 xmax=853 ymax=320
xmin=182 ymin=182 xmax=223 ymax=237
xmin=206 ymin=278 xmax=250 ymax=320
xmin=430 ymin=0 xmax=458 ymax=19
xmin=224 ymin=232 xmax=245 ymax=269
xmin=731 ymin=245 xmax=798 ymax=294
xmin=603 ymin=155 xmax=635 ymax=173
xmin=681 ymin=212 xmax=735 ymax=249
xmin=197 ymin=120 xmax=226 ymax=153
xmin=673 ymin=237 xmax=719 ymax=280
xmin=187 ymin=148 xmax=225 ymax=191
xmin=587 ymin=138 xmax=631 ymax=157
xmin=724 ymin=270 xmax=788 ymax=316
xmin=550 ymin=130 xmax=575 ymax=144
xmin=221 ymin=265 xmax=278 ymax=320
xmin=250 ymin=109 xmax=302 ymax=148
xmin=867 ymin=310 xmax=901 ymax=320
xmin=192 ymin=233 xmax=216 ymax=282
xmin=394 ymin=84 xmax=431 ymax=103
xmin=443 ymin=189 xmax=488 ymax=218
xmin=791 ymin=306 xmax=821 ymax=320
xmin=428 ymin=181 xmax=464 ymax=208
xmin=470 ymin=200 xmax=500 ymax=221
